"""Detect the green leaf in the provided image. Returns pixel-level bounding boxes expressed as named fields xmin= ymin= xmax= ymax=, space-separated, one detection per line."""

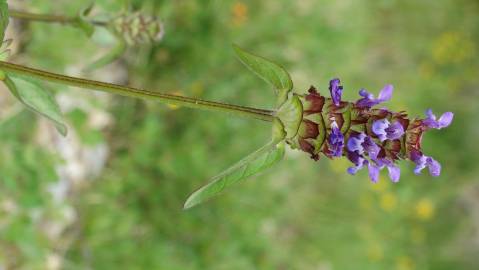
xmin=233 ymin=45 xmax=293 ymax=102
xmin=0 ymin=0 xmax=8 ymax=42
xmin=4 ymin=75 xmax=67 ymax=136
xmin=184 ymin=141 xmax=285 ymax=209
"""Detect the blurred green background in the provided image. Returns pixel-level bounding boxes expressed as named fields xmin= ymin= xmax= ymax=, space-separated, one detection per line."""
xmin=1 ymin=0 xmax=478 ymax=269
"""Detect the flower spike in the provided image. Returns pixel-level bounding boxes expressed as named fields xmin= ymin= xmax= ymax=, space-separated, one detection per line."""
xmin=285 ymin=78 xmax=452 ymax=183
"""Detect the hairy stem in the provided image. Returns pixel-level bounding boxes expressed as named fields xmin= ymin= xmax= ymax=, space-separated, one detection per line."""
xmin=9 ymin=10 xmax=107 ymax=26
xmin=0 ymin=61 xmax=275 ymax=122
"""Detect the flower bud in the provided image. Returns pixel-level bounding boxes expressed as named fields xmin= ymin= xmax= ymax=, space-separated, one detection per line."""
xmin=111 ymin=12 xmax=164 ymax=45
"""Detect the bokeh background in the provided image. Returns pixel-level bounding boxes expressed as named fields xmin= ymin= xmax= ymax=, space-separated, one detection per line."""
xmin=1 ymin=0 xmax=478 ymax=269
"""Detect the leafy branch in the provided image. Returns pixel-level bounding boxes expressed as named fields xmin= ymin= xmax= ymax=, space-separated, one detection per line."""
xmin=0 ymin=2 xmax=301 ymax=209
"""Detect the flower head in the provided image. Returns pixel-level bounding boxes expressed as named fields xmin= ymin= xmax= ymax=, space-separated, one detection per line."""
xmin=285 ymin=78 xmax=452 ymax=184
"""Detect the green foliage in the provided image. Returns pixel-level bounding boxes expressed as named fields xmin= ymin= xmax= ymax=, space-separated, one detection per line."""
xmin=233 ymin=45 xmax=293 ymax=104
xmin=0 ymin=0 xmax=8 ymax=41
xmin=184 ymin=141 xmax=285 ymax=209
xmin=4 ymin=75 xmax=67 ymax=136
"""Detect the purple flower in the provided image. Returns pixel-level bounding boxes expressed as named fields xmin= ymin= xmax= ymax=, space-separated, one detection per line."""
xmin=346 ymin=145 xmax=401 ymax=183
xmin=329 ymin=78 xmax=343 ymax=106
xmin=346 ymin=151 xmax=368 ymax=175
xmin=423 ymin=109 xmax=454 ymax=129
xmin=366 ymin=158 xmax=401 ymax=183
xmin=293 ymin=80 xmax=452 ymax=186
xmin=347 ymin=132 xmax=380 ymax=159
xmin=376 ymin=158 xmax=401 ymax=183
xmin=367 ymin=162 xmax=381 ymax=183
xmin=356 ymin=85 xmax=393 ymax=108
xmin=410 ymin=151 xmax=441 ymax=177
xmin=328 ymin=120 xmax=344 ymax=157
xmin=372 ymin=119 xmax=404 ymax=142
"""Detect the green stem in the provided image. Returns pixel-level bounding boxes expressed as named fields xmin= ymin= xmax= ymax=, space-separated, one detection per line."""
xmin=9 ymin=10 xmax=107 ymax=26
xmin=0 ymin=61 xmax=275 ymax=122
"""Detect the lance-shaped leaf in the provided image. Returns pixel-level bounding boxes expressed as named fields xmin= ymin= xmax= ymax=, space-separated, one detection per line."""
xmin=4 ymin=75 xmax=67 ymax=136
xmin=184 ymin=141 xmax=285 ymax=209
xmin=0 ymin=0 xmax=8 ymax=42
xmin=233 ymin=45 xmax=293 ymax=104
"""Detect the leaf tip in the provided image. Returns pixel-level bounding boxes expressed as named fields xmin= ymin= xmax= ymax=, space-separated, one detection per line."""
xmin=183 ymin=195 xmax=198 ymax=210
xmin=56 ymin=124 xmax=68 ymax=137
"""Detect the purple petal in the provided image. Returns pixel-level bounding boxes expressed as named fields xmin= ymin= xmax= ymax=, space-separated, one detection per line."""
xmin=363 ymin=136 xmax=380 ymax=160
xmin=385 ymin=121 xmax=404 ymax=140
xmin=437 ymin=112 xmax=454 ymax=128
xmin=372 ymin=119 xmax=404 ymax=141
xmin=426 ymin=157 xmax=441 ymax=177
xmin=423 ymin=109 xmax=454 ymax=129
xmin=359 ymin=88 xmax=373 ymax=99
xmin=347 ymin=157 xmax=366 ymax=175
xmin=328 ymin=121 xmax=344 ymax=157
xmin=387 ymin=164 xmax=400 ymax=183
xmin=378 ymin=85 xmax=393 ymax=102
xmin=372 ymin=119 xmax=389 ymax=141
xmin=356 ymin=85 xmax=394 ymax=108
xmin=425 ymin=108 xmax=435 ymax=120
xmin=413 ymin=157 xmax=427 ymax=175
xmin=411 ymin=151 xmax=441 ymax=177
xmin=347 ymin=133 xmax=366 ymax=153
xmin=329 ymin=78 xmax=343 ymax=106
xmin=368 ymin=163 xmax=380 ymax=183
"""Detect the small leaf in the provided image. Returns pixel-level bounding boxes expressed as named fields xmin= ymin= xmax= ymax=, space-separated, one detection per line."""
xmin=4 ymin=75 xmax=67 ymax=136
xmin=233 ymin=45 xmax=293 ymax=101
xmin=184 ymin=141 xmax=285 ymax=209
xmin=0 ymin=0 xmax=8 ymax=41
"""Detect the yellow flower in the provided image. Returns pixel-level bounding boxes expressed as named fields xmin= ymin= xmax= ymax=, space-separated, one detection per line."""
xmin=415 ymin=198 xmax=435 ymax=221
xmin=232 ymin=2 xmax=249 ymax=27
xmin=380 ymin=192 xmax=397 ymax=212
